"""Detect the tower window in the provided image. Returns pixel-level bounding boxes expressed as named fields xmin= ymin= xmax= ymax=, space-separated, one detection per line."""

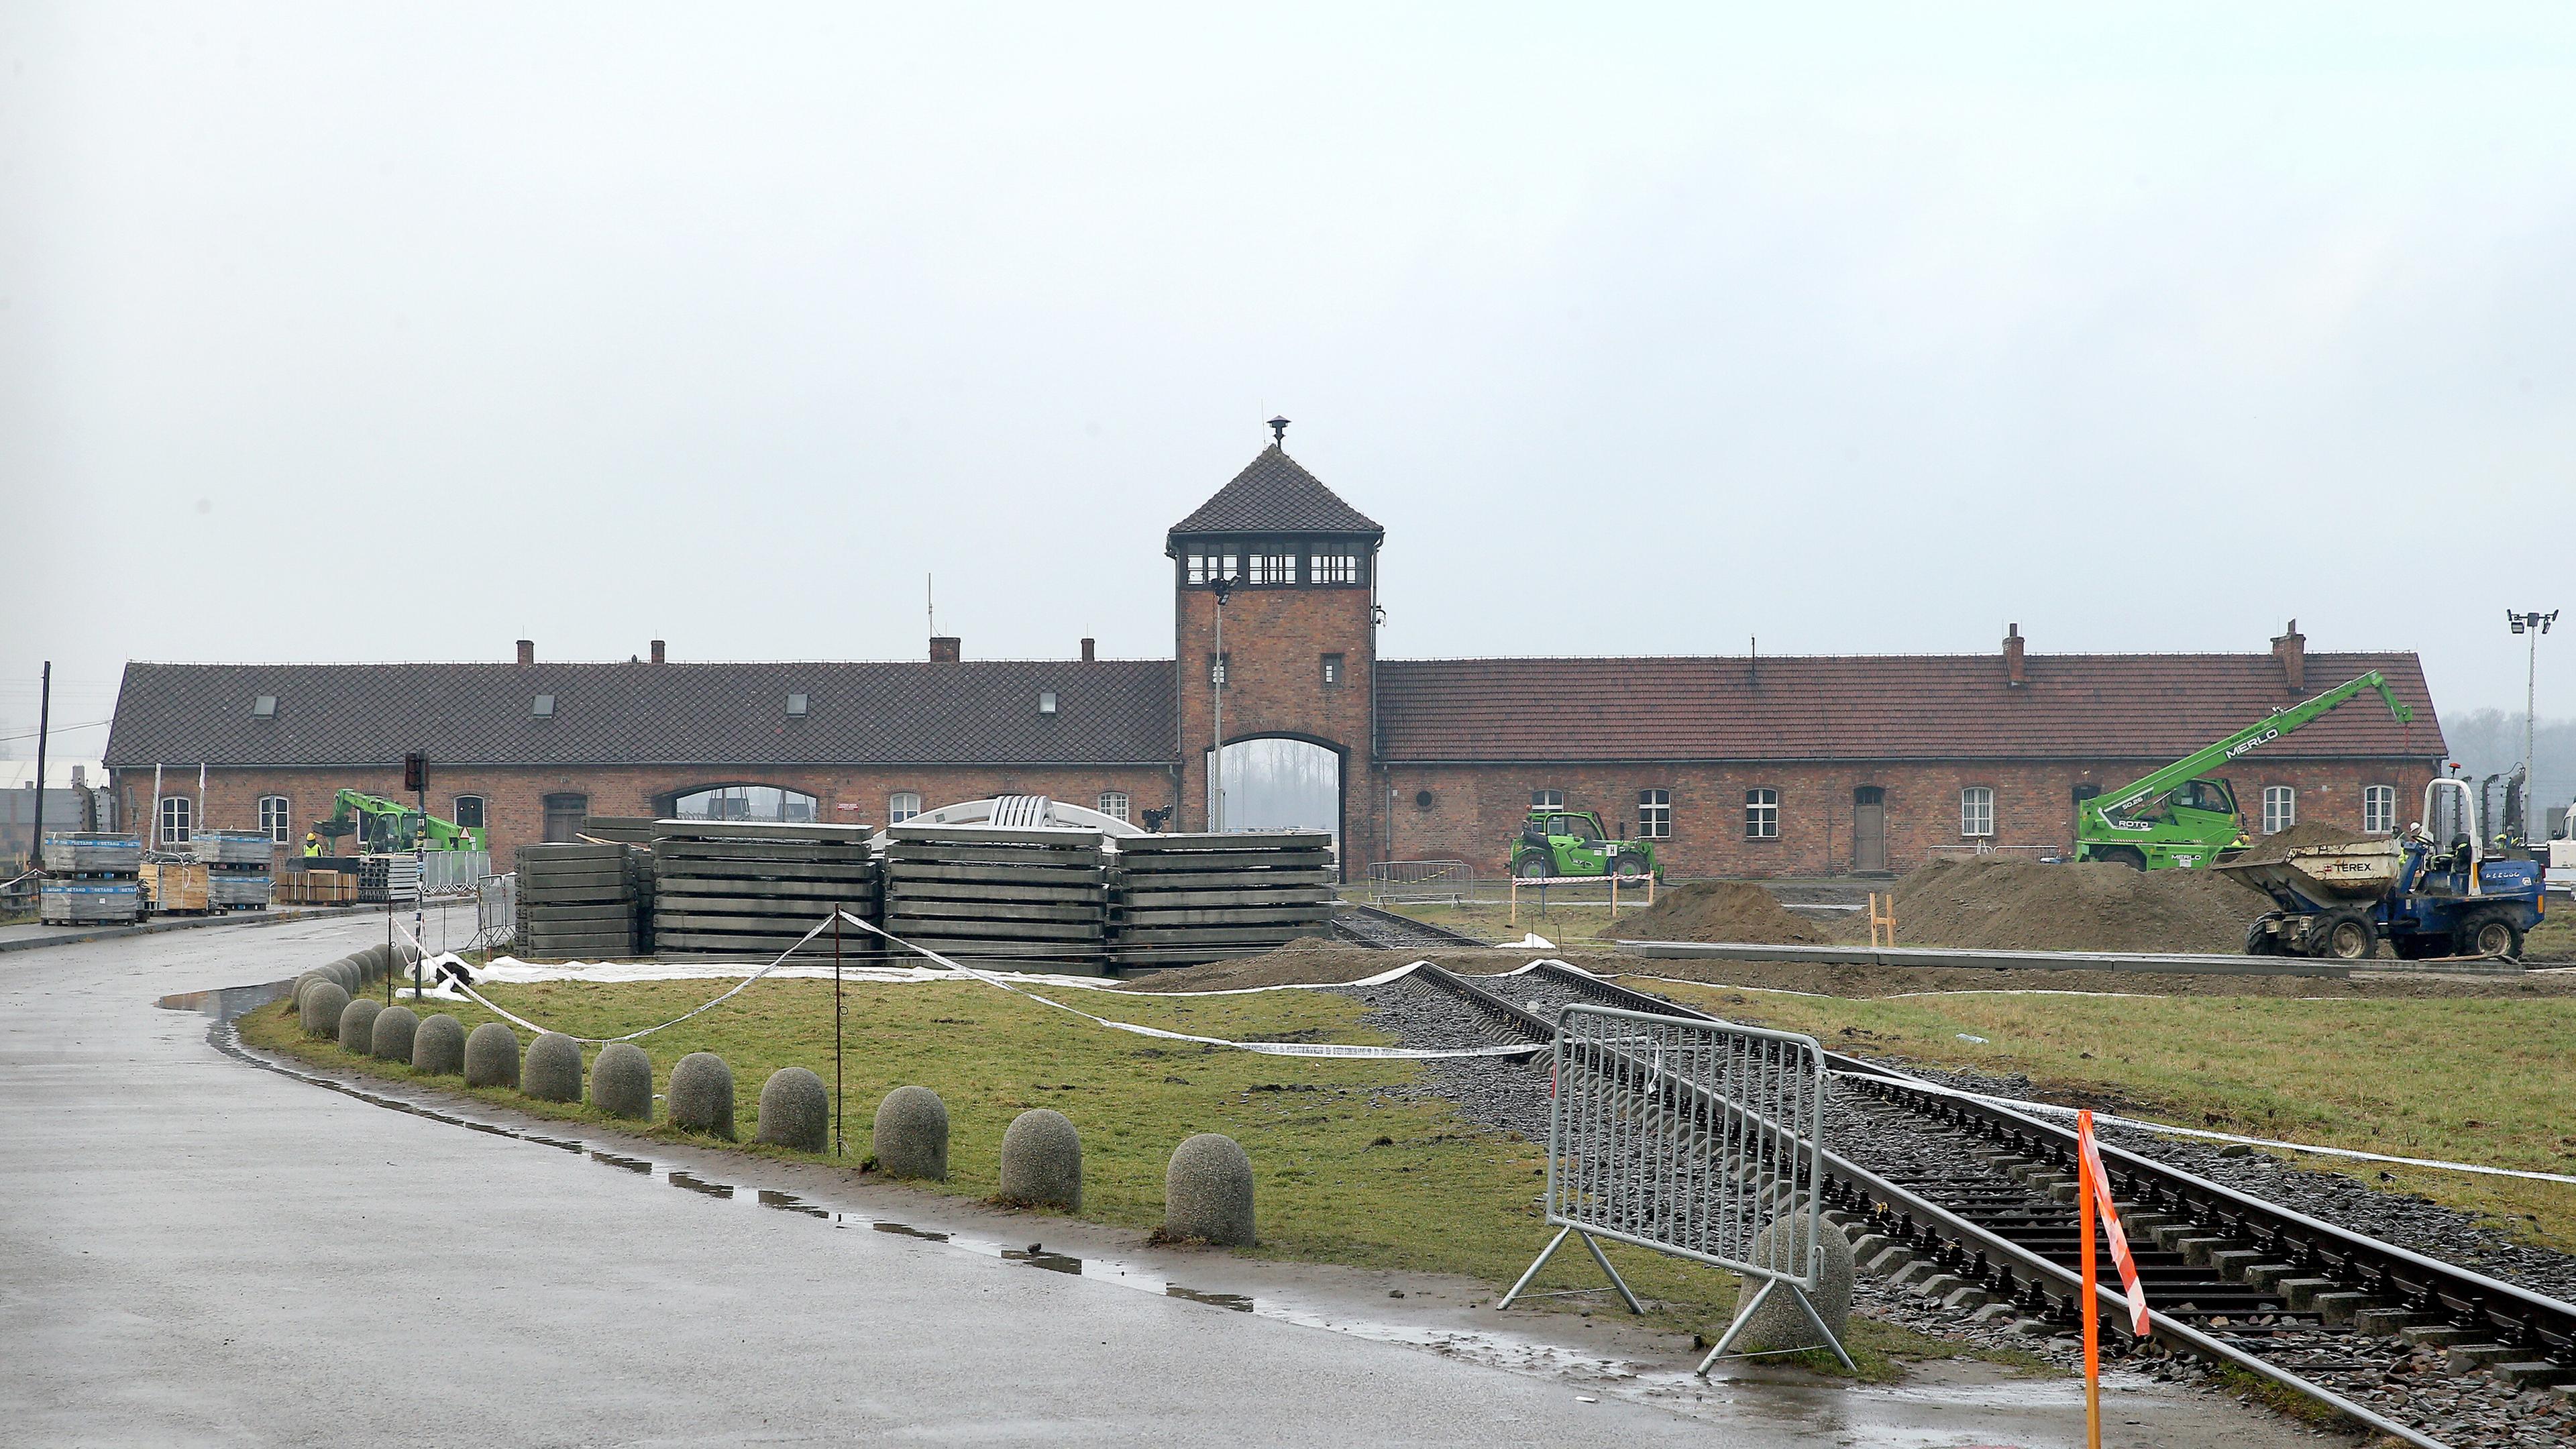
xmin=1320 ymin=653 xmax=1344 ymax=687
xmin=1208 ymin=653 xmax=1229 ymax=686
xmin=1247 ymin=553 xmax=1294 ymax=584
xmin=1309 ymin=553 xmax=1358 ymax=584
xmin=1185 ymin=553 xmax=1241 ymax=586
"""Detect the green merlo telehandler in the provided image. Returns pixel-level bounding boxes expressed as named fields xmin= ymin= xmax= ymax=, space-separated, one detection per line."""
xmin=310 ymin=790 xmax=486 ymax=855
xmin=2072 ymin=671 xmax=2415 ymax=869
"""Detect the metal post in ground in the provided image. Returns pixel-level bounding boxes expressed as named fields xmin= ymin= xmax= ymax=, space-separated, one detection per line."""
xmin=29 ymin=661 xmax=49 ymax=873
xmin=833 ymin=911 xmax=845 ymax=1156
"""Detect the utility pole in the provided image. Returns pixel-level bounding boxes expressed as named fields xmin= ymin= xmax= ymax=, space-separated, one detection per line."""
xmin=1209 ymin=575 xmax=1233 ymax=832
xmin=29 ymin=662 xmax=50 ymax=871
xmin=2508 ymin=610 xmax=2558 ymax=843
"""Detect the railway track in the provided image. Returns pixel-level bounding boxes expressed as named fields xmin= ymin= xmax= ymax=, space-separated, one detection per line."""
xmin=1380 ymin=959 xmax=2574 ymax=1449
xmin=1330 ymin=903 xmax=1489 ymax=953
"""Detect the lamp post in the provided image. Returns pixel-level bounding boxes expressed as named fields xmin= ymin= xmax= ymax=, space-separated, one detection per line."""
xmin=2508 ymin=608 xmax=2558 ymax=841
xmin=1210 ymin=574 xmax=1234 ymax=832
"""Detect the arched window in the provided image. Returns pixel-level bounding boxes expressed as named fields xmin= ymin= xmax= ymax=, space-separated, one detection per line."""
xmin=159 ymin=796 xmax=193 ymax=847
xmin=258 ymin=795 xmax=292 ymax=843
xmin=888 ymin=792 xmax=922 ymax=824
xmin=2262 ymin=786 xmax=2297 ymax=835
xmin=2363 ymin=784 xmax=2396 ymax=835
xmin=451 ymin=795 xmax=486 ymax=831
xmin=1743 ymin=788 xmax=1779 ymax=840
xmin=671 ymin=785 xmax=817 ymax=823
xmin=1097 ymin=791 xmax=1130 ymax=822
xmin=1959 ymin=786 xmax=1995 ymax=839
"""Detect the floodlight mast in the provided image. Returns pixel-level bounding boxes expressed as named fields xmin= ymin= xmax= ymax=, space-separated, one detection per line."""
xmin=1210 ymin=574 xmax=1234 ymax=833
xmin=2508 ymin=608 xmax=2558 ymax=840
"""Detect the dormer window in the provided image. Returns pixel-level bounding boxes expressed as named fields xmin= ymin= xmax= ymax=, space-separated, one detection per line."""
xmin=251 ymin=695 xmax=277 ymax=717
xmin=1038 ymin=692 xmax=1059 ymax=715
xmin=786 ymin=693 xmax=809 ymax=717
xmin=532 ymin=694 xmax=555 ymax=718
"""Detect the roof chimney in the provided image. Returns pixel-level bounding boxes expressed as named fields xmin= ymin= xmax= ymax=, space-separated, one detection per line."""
xmin=650 ymin=639 xmax=666 ymax=665
xmin=2004 ymin=623 xmax=2027 ymax=687
xmin=516 ymin=639 xmax=535 ymax=666
xmin=930 ymin=636 xmax=961 ymax=663
xmin=1080 ymin=637 xmax=1095 ymax=663
xmin=2270 ymin=619 xmax=2306 ymax=694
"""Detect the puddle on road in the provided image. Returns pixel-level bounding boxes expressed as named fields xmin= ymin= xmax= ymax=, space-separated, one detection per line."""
xmin=160 ymin=980 xmax=2127 ymax=1445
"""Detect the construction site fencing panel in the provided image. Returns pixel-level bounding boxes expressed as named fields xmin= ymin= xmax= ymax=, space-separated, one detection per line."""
xmin=1363 ymin=859 xmax=1474 ymax=905
xmin=415 ymin=850 xmax=491 ymax=896
xmin=1505 ymin=1003 xmax=1845 ymax=1368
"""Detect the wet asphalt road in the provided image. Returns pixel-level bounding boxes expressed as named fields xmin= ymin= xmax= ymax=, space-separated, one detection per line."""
xmin=0 ymin=910 xmax=1759 ymax=1448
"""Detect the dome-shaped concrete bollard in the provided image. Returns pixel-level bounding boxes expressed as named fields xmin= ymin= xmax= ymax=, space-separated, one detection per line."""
xmin=1727 ymin=1215 xmax=1856 ymax=1354
xmin=873 ymin=1085 xmax=949 ymax=1180
xmin=999 ymin=1109 xmax=1083 ymax=1210
xmin=370 ymin=1005 xmax=419 ymax=1063
xmin=755 ymin=1067 xmax=829 ymax=1152
xmin=338 ymin=996 xmax=384 ymax=1053
xmin=590 ymin=1042 xmax=653 ymax=1120
xmin=464 ymin=1022 xmax=521 ymax=1088
xmin=300 ymin=981 xmax=350 ymax=1038
xmin=292 ymin=973 xmax=329 ymax=1009
xmin=1163 ymin=1133 xmax=1254 ymax=1246
xmin=411 ymin=1013 xmax=466 ymax=1075
xmin=667 ymin=1053 xmax=735 ymax=1138
xmin=523 ymin=1032 xmax=584 ymax=1103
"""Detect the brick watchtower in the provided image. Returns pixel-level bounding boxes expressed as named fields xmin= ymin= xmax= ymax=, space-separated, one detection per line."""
xmin=1167 ymin=421 xmax=1383 ymax=849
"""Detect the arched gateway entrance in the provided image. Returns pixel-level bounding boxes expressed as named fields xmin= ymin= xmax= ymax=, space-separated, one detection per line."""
xmin=1208 ymin=737 xmax=1344 ymax=850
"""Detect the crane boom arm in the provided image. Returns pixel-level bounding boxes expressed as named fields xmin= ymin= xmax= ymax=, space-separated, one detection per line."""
xmin=2095 ymin=671 xmax=2414 ymax=820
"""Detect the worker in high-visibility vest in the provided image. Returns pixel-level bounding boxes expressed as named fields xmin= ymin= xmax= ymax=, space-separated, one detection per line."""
xmin=302 ymin=832 xmax=321 ymax=858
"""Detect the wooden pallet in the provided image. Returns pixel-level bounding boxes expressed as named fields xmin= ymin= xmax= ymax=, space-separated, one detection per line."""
xmin=1108 ymin=833 xmax=1337 ymax=971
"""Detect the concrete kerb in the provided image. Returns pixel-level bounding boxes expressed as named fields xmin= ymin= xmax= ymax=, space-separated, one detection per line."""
xmin=523 ymin=1032 xmax=583 ymax=1102
xmin=999 ymin=1109 xmax=1082 ymax=1210
xmin=755 ymin=1067 xmax=829 ymax=1152
xmin=1163 ymin=1133 xmax=1253 ymax=1246
xmin=668 ymin=1053 xmax=735 ymax=1139
xmin=590 ymin=1042 xmax=653 ymax=1120
xmin=413 ymin=1014 xmax=466 ymax=1075
xmin=370 ymin=1005 xmax=419 ymax=1062
xmin=874 ymin=1086 xmax=949 ymax=1179
xmin=464 ymin=1022 xmax=521 ymax=1089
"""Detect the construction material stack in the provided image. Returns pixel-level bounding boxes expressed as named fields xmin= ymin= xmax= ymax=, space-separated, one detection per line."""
xmin=514 ymin=843 xmax=639 ymax=959
xmin=38 ymin=832 xmax=144 ymax=925
xmin=881 ymin=824 xmax=1107 ymax=969
xmin=142 ymin=860 xmax=211 ymax=913
xmin=1109 ymin=831 xmax=1336 ymax=972
xmin=651 ymin=822 xmax=879 ymax=963
xmin=358 ymin=855 xmax=421 ymax=906
xmin=192 ymin=829 xmax=276 ymax=911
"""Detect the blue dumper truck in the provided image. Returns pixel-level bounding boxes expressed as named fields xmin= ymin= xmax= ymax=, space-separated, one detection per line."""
xmin=2222 ymin=778 xmax=2544 ymax=961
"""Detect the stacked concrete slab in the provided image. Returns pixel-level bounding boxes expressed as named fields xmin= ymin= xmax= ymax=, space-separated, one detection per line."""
xmin=515 ymin=843 xmax=639 ymax=958
xmin=651 ymin=822 xmax=879 ymax=963
xmin=1108 ymin=832 xmax=1336 ymax=971
xmin=881 ymin=824 xmax=1108 ymax=969
xmin=38 ymin=832 xmax=144 ymax=924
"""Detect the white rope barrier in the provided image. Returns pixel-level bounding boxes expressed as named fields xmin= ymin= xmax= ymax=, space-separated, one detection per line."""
xmin=1831 ymin=1069 xmax=2576 ymax=1188
xmin=393 ymin=913 xmax=839 ymax=1045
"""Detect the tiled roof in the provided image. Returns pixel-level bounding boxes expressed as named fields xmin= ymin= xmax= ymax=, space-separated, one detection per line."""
xmin=1168 ymin=445 xmax=1383 ymax=539
xmin=1375 ymin=652 xmax=2445 ymax=763
xmin=104 ymin=660 xmax=1177 ymax=769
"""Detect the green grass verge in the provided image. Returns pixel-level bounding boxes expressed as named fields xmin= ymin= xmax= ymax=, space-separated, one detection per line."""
xmin=244 ymin=977 xmax=1985 ymax=1380
xmin=1641 ymin=977 xmax=2576 ymax=1250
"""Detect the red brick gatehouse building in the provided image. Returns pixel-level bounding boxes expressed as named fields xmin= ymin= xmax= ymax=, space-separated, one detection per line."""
xmin=104 ymin=433 xmax=2446 ymax=878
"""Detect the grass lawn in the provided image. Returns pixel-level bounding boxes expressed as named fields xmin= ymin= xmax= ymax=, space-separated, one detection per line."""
xmin=2525 ymin=906 xmax=2575 ymax=962
xmin=1373 ymin=895 xmax=1642 ymax=946
xmin=244 ymin=975 xmax=1975 ymax=1378
xmin=1636 ymin=977 xmax=2576 ymax=1251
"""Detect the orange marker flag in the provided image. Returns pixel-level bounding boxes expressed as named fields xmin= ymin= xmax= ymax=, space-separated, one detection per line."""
xmin=2078 ymin=1110 xmax=2153 ymax=1335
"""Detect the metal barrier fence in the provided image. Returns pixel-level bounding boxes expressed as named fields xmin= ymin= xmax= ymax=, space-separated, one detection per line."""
xmin=472 ymin=871 xmax=518 ymax=949
xmin=415 ymin=850 xmax=492 ymax=896
xmin=1499 ymin=1003 xmax=1847 ymax=1371
xmin=1363 ymin=859 xmax=1474 ymax=905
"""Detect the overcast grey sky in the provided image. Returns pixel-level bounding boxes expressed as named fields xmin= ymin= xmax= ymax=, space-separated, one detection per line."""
xmin=6 ymin=4 xmax=2573 ymax=762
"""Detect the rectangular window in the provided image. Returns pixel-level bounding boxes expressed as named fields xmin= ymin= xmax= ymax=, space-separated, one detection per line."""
xmin=1532 ymin=788 xmax=1564 ymax=810
xmin=1744 ymin=788 xmax=1779 ymax=840
xmin=1097 ymin=791 xmax=1130 ymax=822
xmin=889 ymin=792 xmax=922 ymax=824
xmin=1320 ymin=653 xmax=1344 ymax=687
xmin=1638 ymin=788 xmax=1672 ymax=839
xmin=451 ymin=795 xmax=486 ymax=830
xmin=160 ymin=795 xmax=193 ymax=847
xmin=2363 ymin=784 xmax=2396 ymax=835
xmin=1960 ymin=786 xmax=1994 ymax=838
xmin=532 ymin=694 xmax=555 ymax=718
xmin=251 ymin=695 xmax=277 ymax=717
xmin=2262 ymin=785 xmax=2296 ymax=835
xmin=786 ymin=693 xmax=809 ymax=717
xmin=1038 ymin=691 xmax=1059 ymax=715
xmin=1247 ymin=553 xmax=1294 ymax=584
xmin=258 ymin=796 xmax=292 ymax=843
xmin=1185 ymin=554 xmax=1240 ymax=586
xmin=1308 ymin=553 xmax=1358 ymax=584
xmin=1209 ymin=653 xmax=1230 ymax=686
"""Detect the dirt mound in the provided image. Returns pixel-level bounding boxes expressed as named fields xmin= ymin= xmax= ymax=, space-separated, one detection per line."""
xmin=2229 ymin=820 xmax=2376 ymax=866
xmin=1116 ymin=941 xmax=1411 ymax=992
xmin=1619 ymin=881 xmax=1833 ymax=946
xmin=1889 ymin=857 xmax=2263 ymax=954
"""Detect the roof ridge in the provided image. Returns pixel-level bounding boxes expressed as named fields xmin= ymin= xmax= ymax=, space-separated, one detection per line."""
xmin=1168 ymin=443 xmax=1382 ymax=537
